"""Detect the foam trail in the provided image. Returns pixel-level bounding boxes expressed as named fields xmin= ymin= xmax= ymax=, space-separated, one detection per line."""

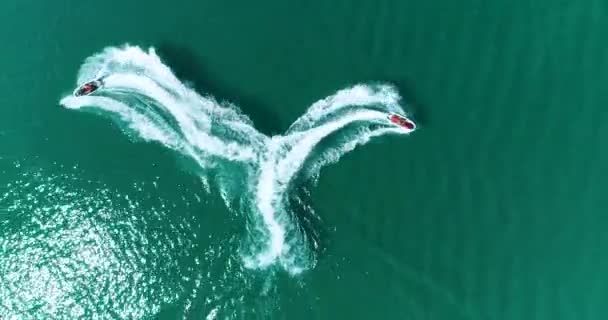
xmin=60 ymin=45 xmax=416 ymax=275
xmin=286 ymin=84 xmax=403 ymax=133
xmin=244 ymin=109 xmax=408 ymax=273
xmin=62 ymin=83 xmax=258 ymax=166
xmin=277 ymin=109 xmax=393 ymax=184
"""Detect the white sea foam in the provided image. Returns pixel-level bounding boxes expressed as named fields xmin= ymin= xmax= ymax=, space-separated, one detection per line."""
xmin=60 ymin=44 xmax=416 ymax=274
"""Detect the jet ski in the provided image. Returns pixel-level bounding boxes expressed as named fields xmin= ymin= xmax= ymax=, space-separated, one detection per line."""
xmin=73 ymin=78 xmax=103 ymax=97
xmin=388 ymin=113 xmax=416 ymax=131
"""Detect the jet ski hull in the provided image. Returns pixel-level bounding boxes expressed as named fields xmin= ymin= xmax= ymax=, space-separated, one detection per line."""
xmin=73 ymin=79 xmax=102 ymax=97
xmin=388 ymin=114 xmax=416 ymax=131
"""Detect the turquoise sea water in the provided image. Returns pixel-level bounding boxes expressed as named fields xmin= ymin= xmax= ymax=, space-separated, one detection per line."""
xmin=1 ymin=0 xmax=608 ymax=319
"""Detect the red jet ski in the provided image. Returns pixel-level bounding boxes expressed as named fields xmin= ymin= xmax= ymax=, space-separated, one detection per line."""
xmin=388 ymin=113 xmax=416 ymax=131
xmin=73 ymin=79 xmax=103 ymax=97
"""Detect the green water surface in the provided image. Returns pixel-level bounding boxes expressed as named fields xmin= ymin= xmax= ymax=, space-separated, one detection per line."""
xmin=1 ymin=0 xmax=607 ymax=319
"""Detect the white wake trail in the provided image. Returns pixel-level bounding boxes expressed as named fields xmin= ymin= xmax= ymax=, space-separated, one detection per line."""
xmin=245 ymin=109 xmax=409 ymax=274
xmin=62 ymin=51 xmax=261 ymax=165
xmin=60 ymin=44 xmax=416 ymax=275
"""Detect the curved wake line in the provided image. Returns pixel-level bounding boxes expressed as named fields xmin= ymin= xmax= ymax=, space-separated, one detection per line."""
xmin=61 ymin=74 xmax=258 ymax=164
xmin=59 ymin=44 xmax=416 ymax=275
xmin=246 ymin=109 xmax=407 ymax=273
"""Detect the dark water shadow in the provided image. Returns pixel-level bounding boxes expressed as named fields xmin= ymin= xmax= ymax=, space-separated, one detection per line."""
xmin=155 ymin=43 xmax=283 ymax=136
